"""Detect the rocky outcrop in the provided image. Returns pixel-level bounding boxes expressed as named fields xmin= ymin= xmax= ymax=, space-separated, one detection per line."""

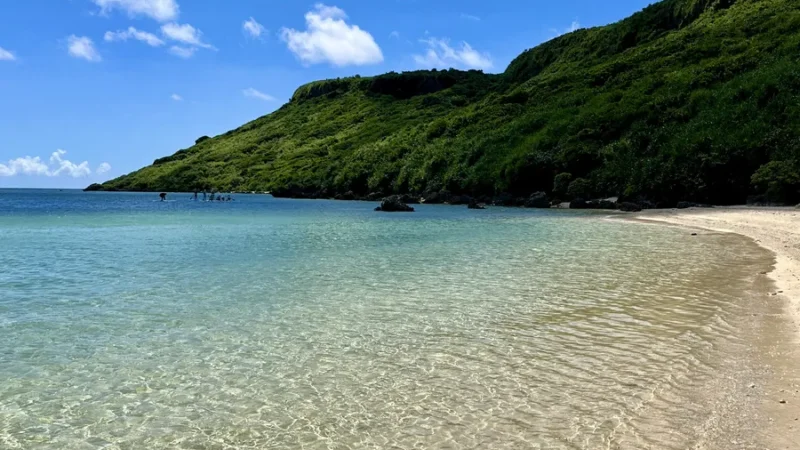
xmin=375 ymin=196 xmax=415 ymax=212
xmin=524 ymin=192 xmax=550 ymax=208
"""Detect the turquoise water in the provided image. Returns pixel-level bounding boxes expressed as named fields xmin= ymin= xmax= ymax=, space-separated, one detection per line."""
xmin=0 ymin=190 xmax=775 ymax=449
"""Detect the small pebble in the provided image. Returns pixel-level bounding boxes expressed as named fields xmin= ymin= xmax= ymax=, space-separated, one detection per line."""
xmin=750 ymin=383 xmax=756 ymax=388
xmin=691 ymin=233 xmax=698 ymax=236
xmin=780 ymin=399 xmax=787 ymax=404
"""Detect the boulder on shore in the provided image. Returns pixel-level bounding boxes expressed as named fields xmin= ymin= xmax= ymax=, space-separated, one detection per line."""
xmin=618 ymin=202 xmax=642 ymax=212
xmin=524 ymin=192 xmax=550 ymax=208
xmin=594 ymin=199 xmax=618 ymax=210
xmin=570 ymin=198 xmax=588 ymax=209
xmin=375 ymin=196 xmax=415 ymax=212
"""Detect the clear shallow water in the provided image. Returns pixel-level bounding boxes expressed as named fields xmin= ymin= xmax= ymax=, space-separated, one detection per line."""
xmin=0 ymin=190 xmax=775 ymax=449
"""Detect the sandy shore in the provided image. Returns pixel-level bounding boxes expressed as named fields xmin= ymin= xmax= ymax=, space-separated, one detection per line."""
xmin=631 ymin=207 xmax=800 ymax=448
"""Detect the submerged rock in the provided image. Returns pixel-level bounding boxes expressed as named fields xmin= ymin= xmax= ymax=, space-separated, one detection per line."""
xmin=375 ymin=196 xmax=415 ymax=212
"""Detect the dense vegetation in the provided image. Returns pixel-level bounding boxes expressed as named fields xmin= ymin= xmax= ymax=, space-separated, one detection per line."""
xmin=95 ymin=0 xmax=800 ymax=205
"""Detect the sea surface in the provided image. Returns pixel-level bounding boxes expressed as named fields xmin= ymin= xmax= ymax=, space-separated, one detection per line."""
xmin=0 ymin=190 xmax=780 ymax=449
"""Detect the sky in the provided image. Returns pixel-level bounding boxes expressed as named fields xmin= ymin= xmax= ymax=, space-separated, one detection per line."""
xmin=0 ymin=0 xmax=655 ymax=188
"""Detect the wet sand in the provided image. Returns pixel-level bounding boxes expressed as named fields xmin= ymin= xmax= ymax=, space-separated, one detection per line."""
xmin=631 ymin=207 xmax=800 ymax=449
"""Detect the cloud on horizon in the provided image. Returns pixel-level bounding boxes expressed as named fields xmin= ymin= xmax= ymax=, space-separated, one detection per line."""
xmin=96 ymin=162 xmax=112 ymax=174
xmin=243 ymin=88 xmax=275 ymax=101
xmin=550 ymin=20 xmax=582 ymax=38
xmin=281 ymin=4 xmax=383 ymax=67
xmin=413 ymin=37 xmax=492 ymax=71
xmin=0 ymin=150 xmax=101 ymax=178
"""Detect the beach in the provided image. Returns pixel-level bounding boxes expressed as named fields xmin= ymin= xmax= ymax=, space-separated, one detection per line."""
xmin=632 ymin=207 xmax=800 ymax=448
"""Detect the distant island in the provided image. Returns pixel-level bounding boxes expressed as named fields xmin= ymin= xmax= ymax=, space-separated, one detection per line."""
xmin=91 ymin=0 xmax=800 ymax=208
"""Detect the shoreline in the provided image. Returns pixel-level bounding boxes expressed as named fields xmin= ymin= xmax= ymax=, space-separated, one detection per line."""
xmin=631 ymin=206 xmax=800 ymax=340
xmin=626 ymin=207 xmax=800 ymax=448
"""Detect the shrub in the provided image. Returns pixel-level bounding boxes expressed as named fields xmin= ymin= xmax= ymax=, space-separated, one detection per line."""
xmin=751 ymin=160 xmax=800 ymax=204
xmin=568 ymin=178 xmax=592 ymax=199
xmin=553 ymin=172 xmax=573 ymax=197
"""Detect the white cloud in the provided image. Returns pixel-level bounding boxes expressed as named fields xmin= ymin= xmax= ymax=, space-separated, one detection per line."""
xmin=161 ymin=22 xmax=214 ymax=49
xmin=96 ymin=162 xmax=112 ymax=174
xmin=243 ymin=17 xmax=266 ymax=38
xmin=68 ymin=35 xmax=102 ymax=62
xmin=50 ymin=149 xmax=92 ymax=177
xmin=0 ymin=157 xmax=49 ymax=177
xmin=460 ymin=13 xmax=480 ymax=21
xmin=550 ymin=21 xmax=581 ymax=38
xmin=389 ymin=31 xmax=400 ymax=39
xmin=280 ymin=3 xmax=383 ymax=67
xmin=0 ymin=150 xmax=92 ymax=178
xmin=168 ymin=45 xmax=196 ymax=58
xmin=92 ymin=0 xmax=179 ymax=22
xmin=104 ymin=27 xmax=164 ymax=46
xmin=0 ymin=46 xmax=16 ymax=61
xmin=413 ymin=38 xmax=492 ymax=71
xmin=171 ymin=93 xmax=183 ymax=101
xmin=243 ymin=88 xmax=275 ymax=101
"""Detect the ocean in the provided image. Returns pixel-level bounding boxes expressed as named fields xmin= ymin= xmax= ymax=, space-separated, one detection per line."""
xmin=0 ymin=190 xmax=781 ymax=449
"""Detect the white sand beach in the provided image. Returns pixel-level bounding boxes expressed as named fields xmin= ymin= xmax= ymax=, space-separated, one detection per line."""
xmin=633 ymin=207 xmax=800 ymax=448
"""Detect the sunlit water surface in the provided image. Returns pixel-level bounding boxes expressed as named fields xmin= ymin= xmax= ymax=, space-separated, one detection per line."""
xmin=0 ymin=190 xmax=775 ymax=449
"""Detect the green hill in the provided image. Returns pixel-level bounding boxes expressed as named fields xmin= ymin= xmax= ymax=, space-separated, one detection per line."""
xmin=92 ymin=0 xmax=800 ymax=205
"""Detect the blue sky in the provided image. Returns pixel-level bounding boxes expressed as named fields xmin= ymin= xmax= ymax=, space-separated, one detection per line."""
xmin=0 ymin=0 xmax=654 ymax=188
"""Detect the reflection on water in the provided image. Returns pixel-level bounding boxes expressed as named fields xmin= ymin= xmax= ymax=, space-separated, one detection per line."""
xmin=0 ymin=192 xmax=777 ymax=449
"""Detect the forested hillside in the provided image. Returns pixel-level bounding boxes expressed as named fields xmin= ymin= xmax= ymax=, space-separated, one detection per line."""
xmin=92 ymin=0 xmax=800 ymax=205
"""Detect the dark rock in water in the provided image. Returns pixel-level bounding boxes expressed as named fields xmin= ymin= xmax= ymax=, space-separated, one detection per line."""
xmin=618 ymin=202 xmax=642 ymax=212
xmin=376 ymin=196 xmax=415 ymax=212
xmin=367 ymin=192 xmax=384 ymax=201
xmin=468 ymin=200 xmax=486 ymax=210
xmin=524 ymin=192 xmax=550 ymax=208
xmin=335 ymin=191 xmax=356 ymax=201
xmin=570 ymin=198 xmax=588 ymax=209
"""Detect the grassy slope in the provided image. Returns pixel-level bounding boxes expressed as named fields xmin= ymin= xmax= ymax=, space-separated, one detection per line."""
xmin=98 ymin=0 xmax=800 ymax=205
